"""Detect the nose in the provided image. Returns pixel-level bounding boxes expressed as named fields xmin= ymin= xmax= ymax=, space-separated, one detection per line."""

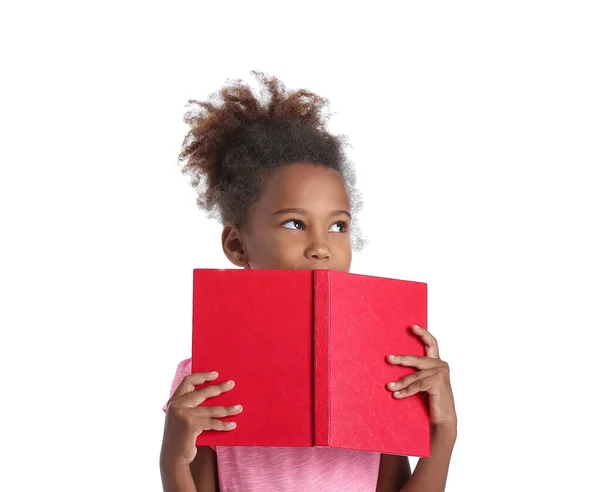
xmin=305 ymin=234 xmax=331 ymax=261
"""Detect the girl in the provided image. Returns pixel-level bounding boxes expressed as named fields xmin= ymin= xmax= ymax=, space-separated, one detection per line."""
xmin=160 ymin=72 xmax=457 ymax=492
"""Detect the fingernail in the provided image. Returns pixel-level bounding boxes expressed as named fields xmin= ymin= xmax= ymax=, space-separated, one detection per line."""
xmin=387 ymin=382 xmax=397 ymax=390
xmin=412 ymin=324 xmax=422 ymax=330
xmin=394 ymin=391 xmax=402 ymax=398
xmin=228 ymin=422 xmax=237 ymax=428
xmin=232 ymin=405 xmax=242 ymax=410
xmin=387 ymin=355 xmax=395 ymax=362
xmin=209 ymin=371 xmax=218 ymax=377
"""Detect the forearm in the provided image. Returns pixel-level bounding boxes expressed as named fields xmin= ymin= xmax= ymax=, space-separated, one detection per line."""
xmin=160 ymin=461 xmax=197 ymax=492
xmin=399 ymin=423 xmax=457 ymax=492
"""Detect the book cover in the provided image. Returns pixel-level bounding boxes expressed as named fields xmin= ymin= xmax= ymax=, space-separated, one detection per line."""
xmin=191 ymin=269 xmax=430 ymax=456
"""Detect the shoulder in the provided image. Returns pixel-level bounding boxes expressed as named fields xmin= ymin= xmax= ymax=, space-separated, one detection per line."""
xmin=162 ymin=358 xmax=192 ymax=412
xmin=173 ymin=358 xmax=192 ymax=377
xmin=170 ymin=358 xmax=192 ymax=388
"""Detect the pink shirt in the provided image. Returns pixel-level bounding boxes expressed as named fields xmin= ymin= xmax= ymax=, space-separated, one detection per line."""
xmin=163 ymin=358 xmax=381 ymax=492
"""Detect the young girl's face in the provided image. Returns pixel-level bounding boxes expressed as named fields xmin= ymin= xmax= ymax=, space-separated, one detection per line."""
xmin=228 ymin=163 xmax=352 ymax=273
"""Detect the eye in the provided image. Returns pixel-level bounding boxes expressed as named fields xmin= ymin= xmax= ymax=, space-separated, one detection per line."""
xmin=282 ymin=219 xmax=305 ymax=230
xmin=328 ymin=221 xmax=348 ymax=233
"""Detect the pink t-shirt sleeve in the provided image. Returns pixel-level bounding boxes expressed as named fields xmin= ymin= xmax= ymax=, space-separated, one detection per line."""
xmin=162 ymin=358 xmax=192 ymax=412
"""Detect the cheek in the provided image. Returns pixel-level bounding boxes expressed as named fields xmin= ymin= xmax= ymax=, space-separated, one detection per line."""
xmin=328 ymin=236 xmax=352 ymax=270
xmin=262 ymin=231 xmax=301 ymax=251
xmin=248 ymin=232 xmax=303 ymax=267
xmin=336 ymin=248 xmax=353 ymax=272
xmin=331 ymin=233 xmax=352 ymax=250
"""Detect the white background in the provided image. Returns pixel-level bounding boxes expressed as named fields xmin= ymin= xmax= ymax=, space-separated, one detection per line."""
xmin=1 ymin=1 xmax=599 ymax=490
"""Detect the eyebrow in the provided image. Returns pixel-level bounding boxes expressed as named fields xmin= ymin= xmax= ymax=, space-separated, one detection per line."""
xmin=272 ymin=208 xmax=352 ymax=219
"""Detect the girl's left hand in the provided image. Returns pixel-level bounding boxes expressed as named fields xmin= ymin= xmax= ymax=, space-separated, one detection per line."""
xmin=386 ymin=325 xmax=457 ymax=429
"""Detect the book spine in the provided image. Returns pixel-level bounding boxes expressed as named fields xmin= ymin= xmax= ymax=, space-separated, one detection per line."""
xmin=191 ymin=269 xmax=198 ymax=375
xmin=313 ymin=270 xmax=331 ymax=447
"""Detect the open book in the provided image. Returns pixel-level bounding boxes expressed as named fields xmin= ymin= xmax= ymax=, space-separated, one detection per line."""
xmin=191 ymin=269 xmax=430 ymax=457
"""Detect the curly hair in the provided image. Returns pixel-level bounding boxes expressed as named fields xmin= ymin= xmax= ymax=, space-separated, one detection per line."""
xmin=178 ymin=71 xmax=363 ymax=248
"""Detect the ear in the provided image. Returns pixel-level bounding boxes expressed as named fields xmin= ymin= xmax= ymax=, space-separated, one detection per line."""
xmin=221 ymin=223 xmax=249 ymax=268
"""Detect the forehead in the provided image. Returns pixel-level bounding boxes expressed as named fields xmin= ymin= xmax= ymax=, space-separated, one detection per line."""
xmin=258 ymin=163 xmax=350 ymax=210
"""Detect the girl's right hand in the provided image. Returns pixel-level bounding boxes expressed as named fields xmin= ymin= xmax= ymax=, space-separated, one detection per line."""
xmin=160 ymin=371 xmax=243 ymax=466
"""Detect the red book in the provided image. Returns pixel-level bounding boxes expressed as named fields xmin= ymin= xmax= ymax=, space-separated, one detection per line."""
xmin=192 ymin=269 xmax=430 ymax=457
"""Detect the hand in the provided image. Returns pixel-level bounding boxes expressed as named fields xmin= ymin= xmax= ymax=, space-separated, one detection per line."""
xmin=160 ymin=371 xmax=243 ymax=466
xmin=386 ymin=325 xmax=457 ymax=429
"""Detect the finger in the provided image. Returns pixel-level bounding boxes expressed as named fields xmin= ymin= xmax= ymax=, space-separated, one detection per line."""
xmin=411 ymin=325 xmax=439 ymax=359
xmin=170 ymin=371 xmax=220 ymax=401
xmin=199 ymin=418 xmax=238 ymax=432
xmin=174 ymin=380 xmax=236 ymax=408
xmin=386 ymin=354 xmax=439 ymax=370
xmin=192 ymin=404 xmax=244 ymax=419
xmin=184 ymin=380 xmax=236 ymax=407
xmin=386 ymin=368 xmax=438 ymax=392
xmin=392 ymin=374 xmax=439 ymax=399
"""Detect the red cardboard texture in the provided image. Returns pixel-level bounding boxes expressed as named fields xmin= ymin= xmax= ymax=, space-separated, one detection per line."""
xmin=191 ymin=269 xmax=430 ymax=457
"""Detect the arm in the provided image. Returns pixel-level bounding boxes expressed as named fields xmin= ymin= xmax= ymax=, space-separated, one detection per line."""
xmin=189 ymin=447 xmax=219 ymax=492
xmin=399 ymin=424 xmax=456 ymax=492
xmin=161 ymin=445 xmax=220 ymax=492
xmin=376 ymin=424 xmax=456 ymax=492
xmin=376 ymin=454 xmax=411 ymax=492
xmin=160 ymin=461 xmax=197 ymax=492
xmin=384 ymin=325 xmax=458 ymax=492
xmin=160 ymin=370 xmax=241 ymax=492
